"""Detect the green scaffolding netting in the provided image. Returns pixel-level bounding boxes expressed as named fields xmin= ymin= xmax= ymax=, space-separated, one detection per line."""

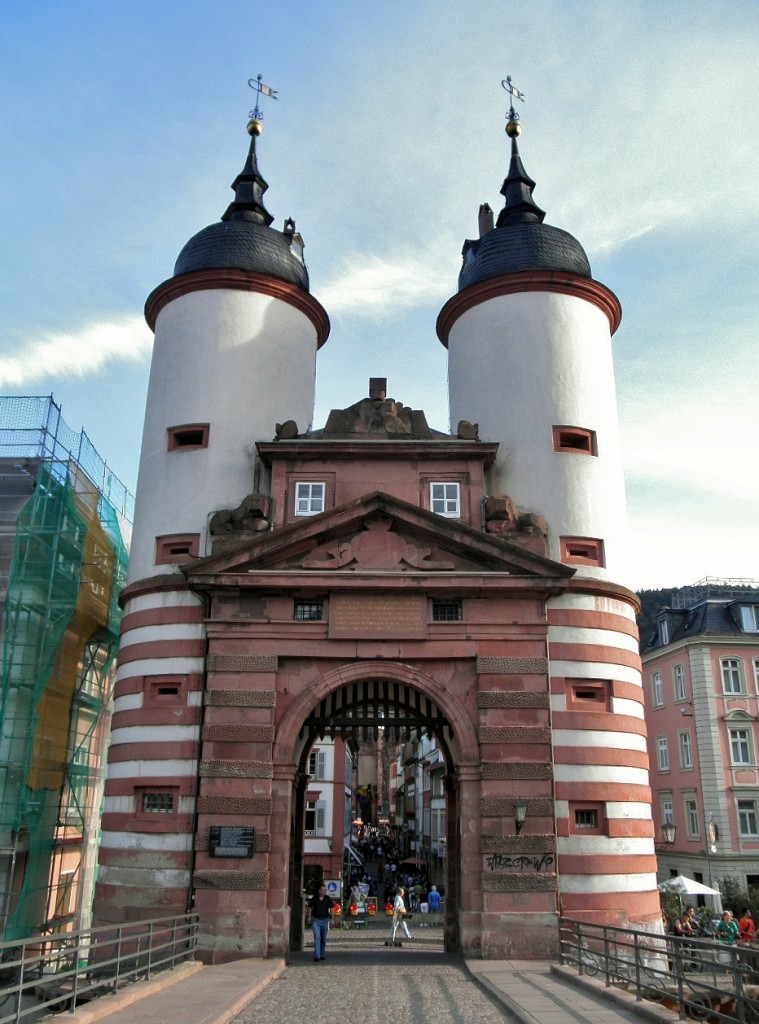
xmin=0 ymin=458 xmax=129 ymax=939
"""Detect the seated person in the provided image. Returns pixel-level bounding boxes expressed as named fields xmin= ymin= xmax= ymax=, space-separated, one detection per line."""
xmin=716 ymin=910 xmax=739 ymax=944
xmin=738 ymin=908 xmax=755 ymax=943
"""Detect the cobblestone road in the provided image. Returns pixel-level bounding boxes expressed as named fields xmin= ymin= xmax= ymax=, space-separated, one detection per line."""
xmin=232 ymin=950 xmax=510 ymax=1024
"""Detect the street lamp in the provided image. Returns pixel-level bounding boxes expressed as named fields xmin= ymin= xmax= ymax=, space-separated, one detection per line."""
xmin=662 ymin=822 xmax=676 ymax=845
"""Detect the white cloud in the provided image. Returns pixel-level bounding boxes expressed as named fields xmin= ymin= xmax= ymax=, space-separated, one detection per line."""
xmin=0 ymin=316 xmax=153 ymax=387
xmin=316 ymin=251 xmax=452 ymax=318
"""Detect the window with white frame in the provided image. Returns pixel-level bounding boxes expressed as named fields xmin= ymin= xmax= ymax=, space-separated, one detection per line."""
xmin=660 ymin=795 xmax=674 ymax=825
xmin=308 ymin=749 xmax=327 ymax=780
xmin=738 ymin=799 xmax=759 ymax=838
xmin=755 ymin=659 xmax=759 ymax=691
xmin=656 ymin=736 xmax=669 ymax=772
xmin=684 ymin=798 xmax=699 ymax=838
xmin=651 ymin=672 xmax=663 ymax=708
xmin=304 ymin=799 xmax=326 ymax=836
xmin=659 ymin=619 xmax=670 ymax=645
xmin=729 ymin=727 xmax=753 ymax=766
xmin=721 ymin=658 xmax=743 ymax=694
xmin=429 ymin=482 xmax=460 ymax=518
xmin=739 ymin=606 xmax=759 ymax=632
xmin=294 ymin=481 xmax=325 ymax=516
xmin=678 ymin=730 xmax=693 ymax=770
xmin=673 ymin=663 xmax=687 ymax=702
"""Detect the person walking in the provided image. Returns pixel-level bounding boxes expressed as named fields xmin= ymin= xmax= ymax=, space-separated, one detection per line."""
xmin=388 ymin=886 xmax=412 ymax=946
xmin=306 ymin=883 xmax=334 ymax=961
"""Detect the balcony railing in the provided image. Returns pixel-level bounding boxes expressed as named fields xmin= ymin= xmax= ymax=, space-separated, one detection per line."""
xmin=0 ymin=913 xmax=198 ymax=1023
xmin=559 ymin=915 xmax=759 ymax=1022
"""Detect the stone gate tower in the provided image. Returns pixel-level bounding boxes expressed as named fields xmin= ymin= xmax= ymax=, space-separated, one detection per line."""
xmin=94 ymin=106 xmax=661 ymax=960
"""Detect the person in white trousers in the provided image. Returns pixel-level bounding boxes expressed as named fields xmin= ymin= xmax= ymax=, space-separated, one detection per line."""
xmin=390 ymin=886 xmax=412 ymax=944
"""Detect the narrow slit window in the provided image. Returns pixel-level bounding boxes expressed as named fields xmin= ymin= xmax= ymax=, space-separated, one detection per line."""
xmin=167 ymin=424 xmax=209 ymax=450
xmin=566 ymin=679 xmax=610 ymax=711
xmin=155 ymin=534 xmax=200 ymax=564
xmin=559 ymin=536 xmax=605 ymax=567
xmin=552 ymin=426 xmax=596 ymax=455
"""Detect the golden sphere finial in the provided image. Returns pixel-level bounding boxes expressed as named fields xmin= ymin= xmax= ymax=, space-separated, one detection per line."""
xmin=247 ymin=118 xmax=263 ymax=137
xmin=505 ymin=118 xmax=521 ymax=138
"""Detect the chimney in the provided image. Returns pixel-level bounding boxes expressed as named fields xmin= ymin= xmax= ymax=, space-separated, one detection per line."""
xmin=478 ymin=203 xmax=494 ymax=237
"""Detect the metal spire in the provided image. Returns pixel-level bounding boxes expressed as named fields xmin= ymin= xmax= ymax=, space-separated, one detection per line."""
xmin=496 ymin=76 xmax=545 ymax=227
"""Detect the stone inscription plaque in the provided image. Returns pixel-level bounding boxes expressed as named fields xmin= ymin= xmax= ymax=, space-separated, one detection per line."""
xmin=329 ymin=593 xmax=427 ymax=640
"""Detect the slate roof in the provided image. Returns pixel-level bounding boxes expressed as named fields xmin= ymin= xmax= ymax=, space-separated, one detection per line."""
xmin=458 ymin=131 xmax=591 ymax=291
xmin=641 ymin=592 xmax=759 ymax=654
xmin=174 ymin=220 xmax=309 ymax=289
xmin=171 ymin=122 xmax=310 ymax=291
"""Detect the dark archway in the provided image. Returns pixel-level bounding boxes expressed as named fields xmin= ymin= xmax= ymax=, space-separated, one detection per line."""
xmin=278 ymin=663 xmax=478 ymax=956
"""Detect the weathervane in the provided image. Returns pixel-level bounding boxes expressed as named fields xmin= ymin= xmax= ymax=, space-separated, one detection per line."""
xmin=501 ymin=75 xmax=525 ymax=123
xmin=247 ymin=74 xmax=278 ymax=122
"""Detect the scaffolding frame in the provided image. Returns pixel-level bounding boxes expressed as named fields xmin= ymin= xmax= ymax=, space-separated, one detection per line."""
xmin=0 ymin=396 xmax=131 ymax=941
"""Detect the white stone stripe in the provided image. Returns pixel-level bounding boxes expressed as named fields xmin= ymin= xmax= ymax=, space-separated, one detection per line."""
xmin=116 ymin=658 xmax=203 ymax=682
xmin=606 ymin=802 xmax=654 ymax=819
xmin=106 ymin=760 xmax=198 ymax=779
xmin=548 ymin=593 xmax=636 ymax=620
xmin=548 ymin=626 xmax=639 ymax=654
xmin=100 ymin=832 xmax=194 ymax=852
xmin=553 ymin=765 xmax=650 ymax=786
xmin=611 ymin=698 xmax=645 ymax=719
xmin=550 ymin=661 xmax=642 ymax=685
xmin=557 ymin=837 xmax=653 ymax=854
xmin=97 ymin=865 xmax=190 ymax=887
xmin=552 ymin=729 xmax=648 ymax=752
xmin=558 ymin=872 xmax=658 ymax=893
xmin=109 ymin=725 xmax=200 ymax=745
xmin=119 ymin=623 xmax=205 ymax=648
xmin=123 ymin=592 xmax=203 ymax=614
xmin=113 ymin=694 xmax=143 ymax=713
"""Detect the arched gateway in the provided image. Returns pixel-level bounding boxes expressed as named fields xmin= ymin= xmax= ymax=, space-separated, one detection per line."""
xmin=94 ymin=112 xmax=663 ymax=961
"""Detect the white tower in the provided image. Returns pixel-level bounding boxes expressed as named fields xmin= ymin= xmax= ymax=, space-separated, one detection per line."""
xmin=95 ymin=119 xmax=328 ymax=924
xmin=438 ymin=116 xmax=626 ymax=582
xmin=129 ymin=118 xmax=330 ymax=583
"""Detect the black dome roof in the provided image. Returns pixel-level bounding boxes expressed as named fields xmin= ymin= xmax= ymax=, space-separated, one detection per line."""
xmin=174 ymin=220 xmax=310 ymax=289
xmin=458 ymin=129 xmax=591 ymax=292
xmin=171 ymin=123 xmax=310 ymax=292
xmin=459 ymin=221 xmax=590 ymax=290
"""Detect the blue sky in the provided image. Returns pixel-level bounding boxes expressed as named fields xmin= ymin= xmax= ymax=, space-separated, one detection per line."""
xmin=1 ymin=0 xmax=757 ymax=590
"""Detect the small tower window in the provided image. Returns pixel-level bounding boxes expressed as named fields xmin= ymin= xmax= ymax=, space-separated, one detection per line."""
xmin=559 ymin=537 xmax=605 ymax=567
xmin=430 ymin=482 xmax=460 ymax=518
xmin=155 ymin=534 xmax=200 ymax=564
xmin=294 ymin=482 xmax=325 ymax=516
xmin=167 ymin=424 xmax=210 ymax=451
xmin=552 ymin=426 xmax=596 ymax=455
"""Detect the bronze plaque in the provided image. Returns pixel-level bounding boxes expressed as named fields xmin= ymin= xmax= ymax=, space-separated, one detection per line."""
xmin=329 ymin=593 xmax=427 ymax=639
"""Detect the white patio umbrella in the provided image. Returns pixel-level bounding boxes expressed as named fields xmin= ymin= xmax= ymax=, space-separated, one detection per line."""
xmin=659 ymin=875 xmax=723 ymax=915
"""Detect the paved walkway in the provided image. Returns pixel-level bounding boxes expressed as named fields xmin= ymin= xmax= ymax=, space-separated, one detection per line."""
xmin=49 ymin=951 xmax=676 ymax=1024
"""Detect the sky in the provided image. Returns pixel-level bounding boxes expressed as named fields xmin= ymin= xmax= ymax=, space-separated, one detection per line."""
xmin=0 ymin=0 xmax=757 ymax=591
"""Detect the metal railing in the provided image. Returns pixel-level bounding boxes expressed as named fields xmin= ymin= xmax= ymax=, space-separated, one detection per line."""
xmin=0 ymin=913 xmax=199 ymax=1023
xmin=559 ymin=916 xmax=759 ymax=1022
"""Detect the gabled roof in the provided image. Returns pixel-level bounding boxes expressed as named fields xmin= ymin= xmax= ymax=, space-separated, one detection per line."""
xmin=184 ymin=490 xmax=574 ymax=582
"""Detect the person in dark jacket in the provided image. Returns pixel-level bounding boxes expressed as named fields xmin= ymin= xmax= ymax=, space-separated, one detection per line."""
xmin=306 ymin=884 xmax=334 ymax=961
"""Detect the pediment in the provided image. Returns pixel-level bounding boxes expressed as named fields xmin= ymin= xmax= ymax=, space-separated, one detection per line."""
xmin=186 ymin=491 xmax=573 ymax=579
